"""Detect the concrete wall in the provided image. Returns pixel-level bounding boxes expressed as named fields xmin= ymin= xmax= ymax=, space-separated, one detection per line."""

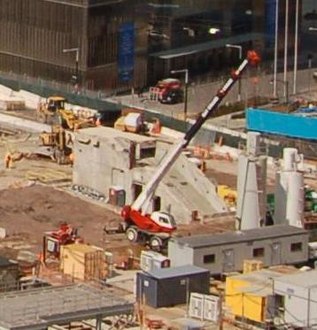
xmin=168 ymin=233 xmax=309 ymax=275
xmin=72 ymin=127 xmax=227 ymax=224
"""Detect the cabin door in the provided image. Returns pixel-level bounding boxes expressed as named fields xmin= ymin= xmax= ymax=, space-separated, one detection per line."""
xmin=271 ymin=242 xmax=281 ymax=265
xmin=222 ymin=248 xmax=235 ymax=273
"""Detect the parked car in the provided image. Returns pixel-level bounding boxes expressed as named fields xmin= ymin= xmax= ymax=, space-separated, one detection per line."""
xmin=159 ymin=88 xmax=184 ymax=104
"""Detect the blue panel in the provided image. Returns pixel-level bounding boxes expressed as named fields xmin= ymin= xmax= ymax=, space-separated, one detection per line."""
xmin=118 ymin=22 xmax=135 ymax=82
xmin=265 ymin=0 xmax=277 ymax=47
xmin=246 ymin=108 xmax=317 ymax=140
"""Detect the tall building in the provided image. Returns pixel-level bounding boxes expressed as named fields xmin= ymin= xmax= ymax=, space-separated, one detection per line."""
xmin=0 ymin=0 xmax=301 ymax=93
xmin=0 ymin=0 xmax=148 ymax=92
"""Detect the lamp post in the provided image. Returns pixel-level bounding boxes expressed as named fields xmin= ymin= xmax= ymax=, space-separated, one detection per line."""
xmin=271 ymin=79 xmax=289 ymax=104
xmin=62 ymin=47 xmax=80 ymax=85
xmin=273 ymin=0 xmax=279 ymax=98
xmin=307 ymin=54 xmax=314 ymax=93
xmin=226 ymin=44 xmax=242 ymax=102
xmin=170 ymin=69 xmax=188 ymax=120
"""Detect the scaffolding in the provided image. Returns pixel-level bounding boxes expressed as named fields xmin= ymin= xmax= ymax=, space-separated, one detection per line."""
xmin=0 ymin=284 xmax=134 ymax=330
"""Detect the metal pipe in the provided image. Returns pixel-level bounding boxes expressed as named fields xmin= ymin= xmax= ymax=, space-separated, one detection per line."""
xmin=226 ymin=44 xmax=243 ymax=102
xmin=283 ymin=0 xmax=289 ymax=99
xmin=273 ymin=0 xmax=279 ymax=98
xmin=293 ymin=0 xmax=299 ymax=95
xmin=171 ymin=69 xmax=189 ymax=120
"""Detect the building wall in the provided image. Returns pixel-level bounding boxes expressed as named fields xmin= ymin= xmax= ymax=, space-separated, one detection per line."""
xmin=168 ymin=233 xmax=309 ymax=274
xmin=168 ymin=242 xmax=194 ymax=267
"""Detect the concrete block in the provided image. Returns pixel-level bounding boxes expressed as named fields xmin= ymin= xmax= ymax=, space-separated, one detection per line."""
xmin=17 ymin=90 xmax=42 ymax=109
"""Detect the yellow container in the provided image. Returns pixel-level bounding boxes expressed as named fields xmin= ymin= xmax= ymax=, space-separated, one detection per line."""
xmin=60 ymin=243 xmax=106 ymax=281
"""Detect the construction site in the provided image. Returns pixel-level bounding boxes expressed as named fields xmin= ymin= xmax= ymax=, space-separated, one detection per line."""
xmin=1 ymin=52 xmax=317 ymax=330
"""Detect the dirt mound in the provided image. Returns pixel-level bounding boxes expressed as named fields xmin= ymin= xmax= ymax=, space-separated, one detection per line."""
xmin=0 ymin=185 xmax=120 ymax=250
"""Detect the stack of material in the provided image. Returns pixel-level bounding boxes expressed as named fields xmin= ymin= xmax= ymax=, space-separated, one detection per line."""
xmin=243 ymin=259 xmax=264 ymax=274
xmin=0 ymin=97 xmax=25 ymax=111
xmin=60 ymin=243 xmax=107 ymax=281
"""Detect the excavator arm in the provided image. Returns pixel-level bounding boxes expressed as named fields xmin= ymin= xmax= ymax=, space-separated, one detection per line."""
xmin=131 ymin=50 xmax=261 ymax=214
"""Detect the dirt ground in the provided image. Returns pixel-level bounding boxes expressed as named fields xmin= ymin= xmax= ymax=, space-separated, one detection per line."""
xmin=0 ymin=132 xmax=238 ymax=264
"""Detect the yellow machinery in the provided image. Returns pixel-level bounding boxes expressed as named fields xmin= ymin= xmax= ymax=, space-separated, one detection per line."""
xmin=217 ymin=185 xmax=237 ymax=209
xmin=58 ymin=109 xmax=96 ymax=131
xmin=37 ymin=125 xmax=72 ymax=164
xmin=36 ymin=96 xmax=66 ymax=124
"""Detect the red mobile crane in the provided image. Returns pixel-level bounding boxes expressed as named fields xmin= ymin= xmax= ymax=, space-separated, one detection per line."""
xmin=121 ymin=51 xmax=261 ymax=250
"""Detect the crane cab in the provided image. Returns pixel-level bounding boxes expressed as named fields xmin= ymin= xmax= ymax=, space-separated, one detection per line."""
xmin=151 ymin=211 xmax=177 ymax=232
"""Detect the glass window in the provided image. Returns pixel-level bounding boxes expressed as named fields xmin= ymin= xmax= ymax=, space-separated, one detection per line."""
xmin=291 ymin=242 xmax=302 ymax=252
xmin=253 ymin=247 xmax=264 ymax=257
xmin=203 ymin=254 xmax=215 ymax=264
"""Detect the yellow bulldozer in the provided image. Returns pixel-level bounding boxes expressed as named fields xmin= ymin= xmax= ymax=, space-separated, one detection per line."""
xmin=37 ymin=96 xmax=96 ymax=131
xmin=58 ymin=108 xmax=96 ymax=131
xmin=36 ymin=96 xmax=66 ymax=124
xmin=37 ymin=125 xmax=73 ymax=164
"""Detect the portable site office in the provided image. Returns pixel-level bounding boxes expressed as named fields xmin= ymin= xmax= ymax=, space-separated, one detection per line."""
xmin=168 ymin=225 xmax=309 ymax=275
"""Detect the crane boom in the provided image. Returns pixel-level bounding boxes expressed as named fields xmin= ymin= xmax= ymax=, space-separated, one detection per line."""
xmin=132 ymin=50 xmax=260 ymax=212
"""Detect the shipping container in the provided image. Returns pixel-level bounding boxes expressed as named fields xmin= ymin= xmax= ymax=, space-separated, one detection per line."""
xmin=136 ymin=265 xmax=210 ymax=308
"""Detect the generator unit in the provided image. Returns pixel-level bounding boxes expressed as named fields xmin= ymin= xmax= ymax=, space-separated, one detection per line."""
xmin=140 ymin=250 xmax=170 ymax=273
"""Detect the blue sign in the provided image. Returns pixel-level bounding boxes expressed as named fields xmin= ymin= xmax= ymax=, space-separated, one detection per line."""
xmin=265 ymin=0 xmax=277 ymax=47
xmin=118 ymin=22 xmax=135 ymax=82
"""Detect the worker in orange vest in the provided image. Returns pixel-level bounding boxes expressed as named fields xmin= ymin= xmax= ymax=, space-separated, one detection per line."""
xmin=69 ymin=152 xmax=74 ymax=167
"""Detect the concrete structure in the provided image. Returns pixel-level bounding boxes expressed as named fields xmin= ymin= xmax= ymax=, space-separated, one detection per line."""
xmin=0 ymin=284 xmax=134 ymax=330
xmin=225 ymin=267 xmax=299 ymax=326
xmin=72 ymin=126 xmax=227 ymax=223
xmin=236 ymin=132 xmax=267 ymax=230
xmin=273 ymin=269 xmax=317 ymax=328
xmin=274 ymin=148 xmax=305 ymax=227
xmin=168 ymin=225 xmax=309 ymax=275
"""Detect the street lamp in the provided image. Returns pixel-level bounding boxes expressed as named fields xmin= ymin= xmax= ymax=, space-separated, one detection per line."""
xmin=309 ymin=27 xmax=317 ymax=31
xmin=62 ymin=47 xmax=80 ymax=85
xmin=226 ymin=44 xmax=242 ymax=102
xmin=170 ymin=69 xmax=188 ymax=120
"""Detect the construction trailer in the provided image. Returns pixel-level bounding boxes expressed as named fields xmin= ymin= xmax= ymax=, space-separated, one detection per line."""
xmin=168 ymin=225 xmax=309 ymax=275
xmin=72 ymin=126 xmax=226 ymax=224
xmin=135 ymin=265 xmax=210 ymax=308
xmin=272 ymin=269 xmax=317 ymax=328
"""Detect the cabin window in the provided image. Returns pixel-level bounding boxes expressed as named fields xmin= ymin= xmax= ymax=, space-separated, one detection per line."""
xmin=159 ymin=217 xmax=168 ymax=224
xmin=253 ymin=247 xmax=265 ymax=257
xmin=291 ymin=242 xmax=302 ymax=252
xmin=203 ymin=254 xmax=215 ymax=264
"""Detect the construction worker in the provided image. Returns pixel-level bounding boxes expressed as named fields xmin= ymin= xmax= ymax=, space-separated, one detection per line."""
xmin=4 ymin=152 xmax=12 ymax=169
xmin=69 ymin=152 xmax=74 ymax=167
